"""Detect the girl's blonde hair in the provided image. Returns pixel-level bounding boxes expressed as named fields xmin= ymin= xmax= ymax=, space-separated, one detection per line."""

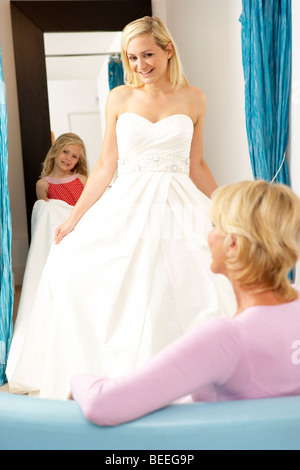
xmin=121 ymin=16 xmax=189 ymax=89
xmin=211 ymin=180 xmax=300 ymax=302
xmin=40 ymin=133 xmax=88 ymax=178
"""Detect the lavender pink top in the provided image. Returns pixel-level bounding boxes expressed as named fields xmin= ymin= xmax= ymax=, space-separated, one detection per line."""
xmin=71 ymin=285 xmax=300 ymax=426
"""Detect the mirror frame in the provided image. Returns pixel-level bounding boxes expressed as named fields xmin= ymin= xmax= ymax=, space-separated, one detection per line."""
xmin=10 ymin=0 xmax=152 ymax=236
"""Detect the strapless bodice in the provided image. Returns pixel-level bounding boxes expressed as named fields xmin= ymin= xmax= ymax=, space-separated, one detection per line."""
xmin=116 ymin=113 xmax=194 ymax=175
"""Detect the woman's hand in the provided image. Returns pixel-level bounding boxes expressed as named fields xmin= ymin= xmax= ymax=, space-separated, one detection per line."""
xmin=54 ymin=218 xmax=77 ymax=244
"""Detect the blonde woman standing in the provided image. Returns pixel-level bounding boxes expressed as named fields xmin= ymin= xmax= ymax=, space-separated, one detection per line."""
xmin=7 ymin=17 xmax=235 ymax=399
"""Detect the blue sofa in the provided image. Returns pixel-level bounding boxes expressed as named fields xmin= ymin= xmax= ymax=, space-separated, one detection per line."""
xmin=0 ymin=393 xmax=300 ymax=450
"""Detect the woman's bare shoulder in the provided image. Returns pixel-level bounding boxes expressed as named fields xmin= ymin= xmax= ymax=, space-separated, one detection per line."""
xmin=187 ymin=86 xmax=206 ymax=105
xmin=176 ymin=86 xmax=206 ymax=124
xmin=106 ymin=85 xmax=134 ymax=118
xmin=185 ymin=86 xmax=207 ymax=121
xmin=107 ymin=85 xmax=134 ymax=104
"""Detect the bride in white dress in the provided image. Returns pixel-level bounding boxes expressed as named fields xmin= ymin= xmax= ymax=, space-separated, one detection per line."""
xmin=6 ymin=16 xmax=236 ymax=399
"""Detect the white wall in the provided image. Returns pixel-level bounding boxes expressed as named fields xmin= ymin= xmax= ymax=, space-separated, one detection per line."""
xmin=0 ymin=0 xmax=29 ymax=285
xmin=152 ymin=0 xmax=252 ymax=186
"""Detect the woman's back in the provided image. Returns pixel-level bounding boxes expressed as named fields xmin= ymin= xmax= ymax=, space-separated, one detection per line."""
xmin=230 ymin=286 xmax=300 ymax=400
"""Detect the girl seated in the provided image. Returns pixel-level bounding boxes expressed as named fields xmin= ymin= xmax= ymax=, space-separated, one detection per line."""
xmin=71 ymin=180 xmax=300 ymax=426
xmin=7 ymin=135 xmax=88 ymax=379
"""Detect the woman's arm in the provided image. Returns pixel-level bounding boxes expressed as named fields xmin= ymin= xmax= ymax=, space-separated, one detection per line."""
xmin=54 ymin=90 xmax=120 ymax=244
xmin=71 ymin=319 xmax=241 ymax=426
xmin=189 ymin=89 xmax=218 ymax=199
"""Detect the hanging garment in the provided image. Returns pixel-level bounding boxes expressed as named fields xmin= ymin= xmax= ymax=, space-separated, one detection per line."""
xmin=240 ymin=0 xmax=292 ymax=184
xmin=108 ymin=54 xmax=124 ymax=90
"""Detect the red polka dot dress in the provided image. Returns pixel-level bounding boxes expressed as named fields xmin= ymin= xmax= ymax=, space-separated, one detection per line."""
xmin=45 ymin=173 xmax=84 ymax=206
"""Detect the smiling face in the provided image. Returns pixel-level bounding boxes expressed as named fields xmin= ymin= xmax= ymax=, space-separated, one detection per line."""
xmin=126 ymin=34 xmax=173 ymax=86
xmin=54 ymin=144 xmax=82 ymax=174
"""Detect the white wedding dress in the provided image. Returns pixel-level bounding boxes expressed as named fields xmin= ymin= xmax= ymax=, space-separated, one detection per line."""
xmin=7 ymin=113 xmax=236 ymax=400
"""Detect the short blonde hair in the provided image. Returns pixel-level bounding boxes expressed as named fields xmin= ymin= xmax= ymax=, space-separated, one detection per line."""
xmin=121 ymin=16 xmax=189 ymax=89
xmin=40 ymin=133 xmax=88 ymax=178
xmin=211 ymin=180 xmax=300 ymax=301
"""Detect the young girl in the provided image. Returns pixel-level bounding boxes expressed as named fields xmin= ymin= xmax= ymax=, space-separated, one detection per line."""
xmin=5 ymin=134 xmax=88 ymax=379
xmin=36 ymin=133 xmax=88 ymax=206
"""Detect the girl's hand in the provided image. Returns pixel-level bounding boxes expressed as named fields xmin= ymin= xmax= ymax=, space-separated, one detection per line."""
xmin=54 ymin=218 xmax=77 ymax=244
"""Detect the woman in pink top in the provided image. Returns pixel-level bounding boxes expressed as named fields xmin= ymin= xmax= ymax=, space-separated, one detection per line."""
xmin=36 ymin=133 xmax=88 ymax=205
xmin=71 ymin=180 xmax=300 ymax=426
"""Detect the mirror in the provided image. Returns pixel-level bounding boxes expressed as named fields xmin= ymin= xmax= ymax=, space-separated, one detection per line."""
xmin=10 ymin=0 xmax=152 ymax=236
xmin=45 ymin=31 xmax=122 ymax=172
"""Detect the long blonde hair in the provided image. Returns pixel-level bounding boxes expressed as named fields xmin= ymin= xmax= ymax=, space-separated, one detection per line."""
xmin=121 ymin=16 xmax=189 ymax=89
xmin=40 ymin=133 xmax=88 ymax=178
xmin=211 ymin=180 xmax=300 ymax=302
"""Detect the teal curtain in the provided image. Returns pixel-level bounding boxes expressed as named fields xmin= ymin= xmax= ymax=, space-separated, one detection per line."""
xmin=108 ymin=54 xmax=124 ymax=90
xmin=0 ymin=44 xmax=14 ymax=385
xmin=240 ymin=0 xmax=292 ymax=184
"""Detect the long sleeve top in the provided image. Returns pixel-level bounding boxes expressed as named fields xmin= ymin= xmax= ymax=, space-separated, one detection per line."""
xmin=71 ymin=286 xmax=300 ymax=426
